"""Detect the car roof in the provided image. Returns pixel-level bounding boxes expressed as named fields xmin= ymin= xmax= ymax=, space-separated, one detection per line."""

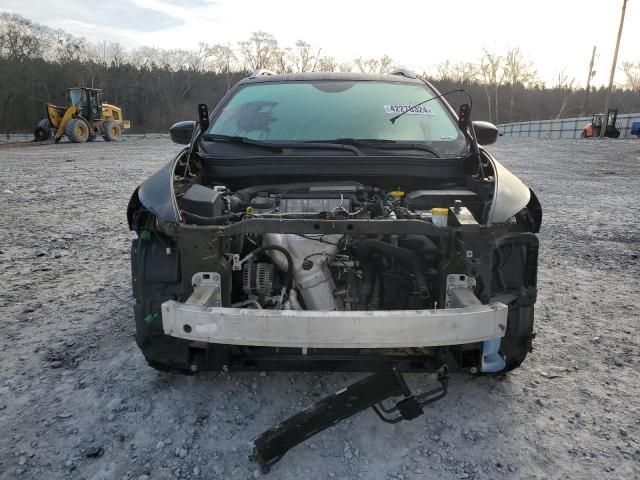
xmin=239 ymin=71 xmax=425 ymax=85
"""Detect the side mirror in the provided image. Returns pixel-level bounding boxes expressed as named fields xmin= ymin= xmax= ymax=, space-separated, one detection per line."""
xmin=169 ymin=120 xmax=195 ymax=145
xmin=472 ymin=121 xmax=499 ymax=146
xmin=198 ymin=104 xmax=210 ymax=130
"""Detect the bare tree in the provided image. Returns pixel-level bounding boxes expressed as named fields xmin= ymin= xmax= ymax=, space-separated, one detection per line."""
xmin=354 ymin=55 xmax=394 ymax=74
xmin=316 ymin=56 xmax=338 ymax=72
xmin=378 ymin=55 xmax=394 ymax=74
xmin=453 ymin=62 xmax=477 ymax=83
xmin=53 ymin=30 xmax=87 ymax=64
xmin=353 ymin=56 xmax=369 ymax=73
xmin=553 ymin=70 xmax=576 ymax=119
xmin=130 ymin=46 xmax=160 ymax=70
xmin=208 ymin=44 xmax=237 ymax=73
xmin=208 ymin=44 xmax=239 ymax=89
xmin=436 ymin=60 xmax=476 ymax=83
xmin=156 ymin=48 xmax=188 ymax=71
xmin=503 ymin=47 xmax=536 ymax=122
xmin=435 ymin=60 xmax=454 ymax=81
xmin=621 ymin=61 xmax=640 ymax=93
xmin=272 ymin=46 xmax=292 ymax=74
xmin=290 ymin=40 xmax=318 ymax=72
xmin=185 ymin=42 xmax=213 ymax=72
xmin=478 ymin=49 xmax=503 ymax=123
xmin=106 ymin=42 xmax=127 ymax=68
xmin=238 ymin=31 xmax=278 ymax=70
xmin=553 ymin=71 xmax=575 ymax=90
xmin=0 ymin=13 xmax=50 ymax=61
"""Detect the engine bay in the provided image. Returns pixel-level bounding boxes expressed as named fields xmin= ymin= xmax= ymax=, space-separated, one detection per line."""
xmin=173 ymin=179 xmax=496 ymax=312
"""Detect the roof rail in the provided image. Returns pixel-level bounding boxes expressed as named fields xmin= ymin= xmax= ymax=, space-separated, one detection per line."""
xmin=249 ymin=69 xmax=277 ymax=79
xmin=389 ymin=68 xmax=417 ymax=79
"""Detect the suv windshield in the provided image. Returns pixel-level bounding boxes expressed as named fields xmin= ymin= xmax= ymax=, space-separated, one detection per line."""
xmin=206 ymin=80 xmax=469 ymax=157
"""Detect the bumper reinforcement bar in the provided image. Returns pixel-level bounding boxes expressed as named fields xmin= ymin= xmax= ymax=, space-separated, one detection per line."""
xmin=251 ymin=365 xmax=449 ymax=473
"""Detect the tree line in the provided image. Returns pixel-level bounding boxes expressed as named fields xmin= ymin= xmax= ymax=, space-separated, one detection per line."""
xmin=1 ymin=12 xmax=639 ymax=133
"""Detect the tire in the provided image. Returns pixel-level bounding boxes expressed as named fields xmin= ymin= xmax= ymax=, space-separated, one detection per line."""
xmin=103 ymin=120 xmax=122 ymax=142
xmin=64 ymin=118 xmax=90 ymax=143
xmin=580 ymin=131 xmax=587 ymax=138
xmin=33 ymin=118 xmax=52 ymax=141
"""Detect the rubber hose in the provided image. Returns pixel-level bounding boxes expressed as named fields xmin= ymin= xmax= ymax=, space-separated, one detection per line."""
xmin=244 ymin=245 xmax=294 ymax=291
xmin=358 ymin=257 xmax=377 ymax=308
xmin=354 ymin=239 xmax=429 ymax=298
xmin=180 ymin=210 xmax=237 ymax=225
xmin=398 ymin=234 xmax=438 ymax=253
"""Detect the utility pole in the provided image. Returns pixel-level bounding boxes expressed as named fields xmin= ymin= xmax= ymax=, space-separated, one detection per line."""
xmin=600 ymin=0 xmax=628 ymax=137
xmin=580 ymin=46 xmax=596 ymax=117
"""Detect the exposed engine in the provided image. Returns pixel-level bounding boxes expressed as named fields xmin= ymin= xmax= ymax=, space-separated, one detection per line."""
xmin=175 ymin=180 xmax=488 ymax=312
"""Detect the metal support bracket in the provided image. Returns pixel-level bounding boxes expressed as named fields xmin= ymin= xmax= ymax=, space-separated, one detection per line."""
xmin=185 ymin=272 xmax=221 ymax=307
xmin=250 ymin=366 xmax=448 ymax=473
xmin=445 ymin=274 xmax=479 ymax=308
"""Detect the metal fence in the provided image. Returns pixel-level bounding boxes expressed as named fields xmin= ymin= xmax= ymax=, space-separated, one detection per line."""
xmin=498 ymin=112 xmax=640 ymax=139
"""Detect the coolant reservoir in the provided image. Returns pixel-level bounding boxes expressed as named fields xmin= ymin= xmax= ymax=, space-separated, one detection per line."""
xmin=431 ymin=208 xmax=449 ymax=227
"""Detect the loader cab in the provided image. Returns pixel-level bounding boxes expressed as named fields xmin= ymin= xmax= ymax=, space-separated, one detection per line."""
xmin=67 ymin=88 xmax=103 ymax=121
xmin=586 ymin=109 xmax=620 ymax=138
xmin=582 ymin=108 xmax=621 ymax=138
xmin=591 ymin=110 xmax=618 ymax=130
xmin=591 ymin=113 xmax=603 ymax=129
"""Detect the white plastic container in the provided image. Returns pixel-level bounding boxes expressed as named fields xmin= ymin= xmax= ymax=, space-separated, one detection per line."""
xmin=431 ymin=208 xmax=449 ymax=227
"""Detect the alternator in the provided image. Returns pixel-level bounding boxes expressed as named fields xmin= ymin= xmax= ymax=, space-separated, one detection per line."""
xmin=243 ymin=262 xmax=275 ymax=296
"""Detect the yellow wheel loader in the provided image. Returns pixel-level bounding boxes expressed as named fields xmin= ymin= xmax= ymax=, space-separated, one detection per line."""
xmin=34 ymin=87 xmax=131 ymax=143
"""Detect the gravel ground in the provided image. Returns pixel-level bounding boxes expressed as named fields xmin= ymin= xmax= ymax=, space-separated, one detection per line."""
xmin=0 ymin=137 xmax=639 ymax=480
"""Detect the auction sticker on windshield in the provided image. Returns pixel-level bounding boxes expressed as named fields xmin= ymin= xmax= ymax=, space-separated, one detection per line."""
xmin=384 ymin=105 xmax=435 ymax=115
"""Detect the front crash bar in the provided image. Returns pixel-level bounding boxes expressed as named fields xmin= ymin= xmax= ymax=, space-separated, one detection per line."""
xmin=251 ymin=366 xmax=448 ymax=473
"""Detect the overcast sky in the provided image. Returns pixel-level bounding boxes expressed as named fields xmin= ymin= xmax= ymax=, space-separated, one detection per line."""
xmin=3 ymin=0 xmax=638 ymax=86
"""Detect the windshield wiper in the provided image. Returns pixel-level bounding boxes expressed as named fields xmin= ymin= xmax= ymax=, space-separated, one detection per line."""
xmin=202 ymin=134 xmax=284 ymax=151
xmin=202 ymin=134 xmax=363 ymax=156
xmin=329 ymin=138 xmax=441 ymax=158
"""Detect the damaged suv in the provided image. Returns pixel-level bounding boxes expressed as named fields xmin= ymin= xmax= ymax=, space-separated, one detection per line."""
xmin=128 ymin=70 xmax=541 ymax=469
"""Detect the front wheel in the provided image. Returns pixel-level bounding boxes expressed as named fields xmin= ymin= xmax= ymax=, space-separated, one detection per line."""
xmin=103 ymin=120 xmax=122 ymax=142
xmin=65 ymin=118 xmax=90 ymax=143
xmin=580 ymin=131 xmax=587 ymax=138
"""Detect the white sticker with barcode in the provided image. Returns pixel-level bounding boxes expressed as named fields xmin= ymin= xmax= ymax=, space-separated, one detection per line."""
xmin=384 ymin=105 xmax=435 ymax=115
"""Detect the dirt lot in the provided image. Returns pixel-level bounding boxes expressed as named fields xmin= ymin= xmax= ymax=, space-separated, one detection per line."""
xmin=0 ymin=137 xmax=639 ymax=480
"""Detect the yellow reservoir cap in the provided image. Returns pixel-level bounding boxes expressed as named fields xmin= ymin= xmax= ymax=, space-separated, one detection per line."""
xmin=388 ymin=190 xmax=405 ymax=198
xmin=431 ymin=208 xmax=449 ymax=216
